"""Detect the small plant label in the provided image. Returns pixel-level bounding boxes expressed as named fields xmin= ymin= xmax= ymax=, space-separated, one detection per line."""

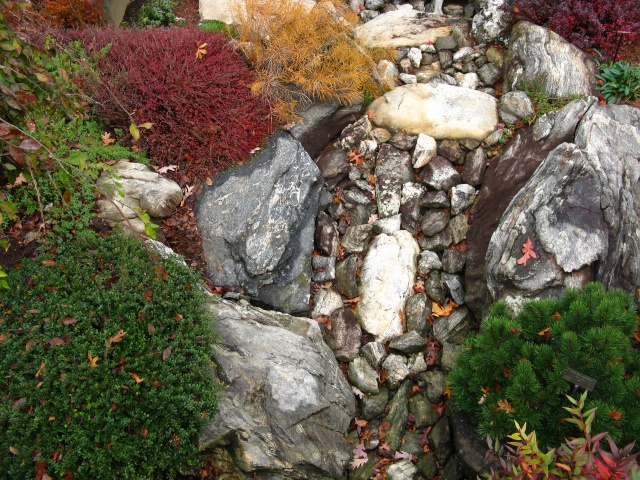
xmin=563 ymin=368 xmax=597 ymax=392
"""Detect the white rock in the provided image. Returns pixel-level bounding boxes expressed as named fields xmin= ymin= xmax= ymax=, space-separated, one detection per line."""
xmin=376 ymin=59 xmax=399 ymax=90
xmin=200 ymin=0 xmax=315 ymax=24
xmin=460 ymin=72 xmax=480 ymax=90
xmin=412 ymin=133 xmax=438 ymax=168
xmin=399 ymin=73 xmax=417 ymax=84
xmin=367 ymin=83 xmax=499 ymax=140
xmin=408 ymin=47 xmax=423 ymax=68
xmin=356 ymin=231 xmax=420 ymax=342
xmin=471 ymin=0 xmax=513 ymax=44
xmin=311 ymin=288 xmax=344 ymax=318
xmin=453 ymin=46 xmax=474 ymax=62
xmin=354 ymin=10 xmax=455 ymax=48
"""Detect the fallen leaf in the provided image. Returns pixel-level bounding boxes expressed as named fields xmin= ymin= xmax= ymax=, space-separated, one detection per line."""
xmin=107 ymin=329 xmax=127 ymax=348
xmin=101 ymin=132 xmax=115 ymax=146
xmin=205 ymin=177 xmax=213 ymax=186
xmin=497 ymin=399 xmax=515 ymax=414
xmin=367 ymin=173 xmax=376 ymax=185
xmin=35 ymin=362 xmax=45 ymax=378
xmin=432 ymin=402 xmax=446 ymax=415
xmin=443 ymin=382 xmax=452 ymax=398
xmin=143 ymin=290 xmax=153 ymax=301
xmin=195 ymin=42 xmax=208 ymax=59
xmin=538 ymin=327 xmax=551 ymax=342
xmin=87 ymin=352 xmax=99 ymax=368
xmin=13 ymin=397 xmax=26 ymax=409
xmin=349 ymin=457 xmax=368 ymax=469
xmin=49 ymin=338 xmax=65 ymax=346
xmin=353 ymin=442 xmax=367 ymax=459
xmin=411 ymin=385 xmax=421 ymax=393
xmin=367 ymin=213 xmax=379 ymax=224
xmin=162 ymin=346 xmax=171 ymax=361
xmin=347 ymin=149 xmax=365 ymax=165
xmin=551 ymin=311 xmax=561 ymax=320
xmin=607 ymin=410 xmax=622 ymax=420
xmin=9 ymin=446 xmax=19 ymax=455
xmin=394 ymin=451 xmax=414 ymax=461
xmin=413 ymin=279 xmax=425 ymax=294
xmin=418 ymin=427 xmax=432 ymax=447
xmin=141 ymin=427 xmax=149 ymax=438
xmin=432 ymin=300 xmax=457 ymax=317
xmin=517 ymin=237 xmax=537 ymax=267
xmin=42 ymin=259 xmax=56 ymax=267
xmin=129 ymin=373 xmax=144 ymax=384
xmin=61 ymin=317 xmax=78 ymax=325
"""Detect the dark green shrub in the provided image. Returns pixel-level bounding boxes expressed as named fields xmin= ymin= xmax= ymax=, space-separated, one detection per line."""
xmin=449 ymin=283 xmax=640 ymax=449
xmin=0 ymin=233 xmax=220 ymax=479
xmin=596 ymin=59 xmax=640 ymax=104
xmin=135 ymin=0 xmax=185 ymax=27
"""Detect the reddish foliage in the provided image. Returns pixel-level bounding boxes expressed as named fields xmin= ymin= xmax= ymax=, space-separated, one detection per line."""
xmin=506 ymin=0 xmax=640 ymax=59
xmin=71 ymin=27 xmax=273 ymax=179
xmin=41 ymin=0 xmax=105 ymax=28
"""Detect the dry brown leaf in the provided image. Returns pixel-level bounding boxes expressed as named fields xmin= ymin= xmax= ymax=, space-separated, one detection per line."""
xmin=87 ymin=352 xmax=99 ymax=368
xmin=129 ymin=373 xmax=144 ymax=384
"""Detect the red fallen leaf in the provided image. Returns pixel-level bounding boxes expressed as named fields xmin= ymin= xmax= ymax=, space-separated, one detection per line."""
xmin=42 ymin=259 xmax=56 ymax=267
xmin=49 ymin=337 xmax=65 ymax=346
xmin=551 ymin=311 xmax=561 ymax=320
xmin=503 ymin=367 xmax=512 ymax=378
xmin=63 ymin=471 xmax=72 ymax=480
xmin=517 ymin=237 xmax=537 ymax=267
xmin=538 ymin=327 xmax=552 ymax=342
xmin=432 ymin=402 xmax=446 ymax=415
xmin=141 ymin=427 xmax=149 ymax=438
xmin=411 ymin=385 xmax=421 ymax=393
xmin=103 ymin=276 xmax=119 ymax=286
xmin=162 ymin=347 xmax=171 ymax=361
xmin=36 ymin=460 xmax=48 ymax=480
xmin=347 ymin=149 xmax=365 ymax=165
xmin=607 ymin=410 xmax=622 ymax=420
xmin=143 ymin=290 xmax=153 ymax=301
xmin=633 ymin=331 xmax=640 ymax=342
xmin=367 ymin=173 xmax=376 ymax=185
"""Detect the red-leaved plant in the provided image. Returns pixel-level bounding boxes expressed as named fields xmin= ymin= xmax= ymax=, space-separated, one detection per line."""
xmin=505 ymin=0 xmax=640 ymax=59
xmin=70 ymin=27 xmax=273 ymax=178
xmin=485 ymin=391 xmax=640 ymax=479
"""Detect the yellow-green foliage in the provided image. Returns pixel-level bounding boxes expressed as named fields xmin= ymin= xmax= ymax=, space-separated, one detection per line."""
xmin=233 ymin=0 xmax=391 ymax=121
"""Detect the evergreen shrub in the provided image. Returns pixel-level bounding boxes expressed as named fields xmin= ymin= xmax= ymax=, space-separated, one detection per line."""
xmin=0 ymin=233 xmax=220 ymax=479
xmin=449 ymin=283 xmax=640 ymax=449
xmin=70 ymin=27 xmax=273 ymax=177
xmin=505 ymin=0 xmax=640 ymax=59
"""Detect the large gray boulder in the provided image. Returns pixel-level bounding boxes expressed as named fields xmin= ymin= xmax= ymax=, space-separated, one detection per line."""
xmin=194 ymin=132 xmax=322 ymax=314
xmin=485 ymin=105 xmax=640 ymax=304
xmin=200 ymin=0 xmax=315 ymax=23
xmin=503 ymin=21 xmax=599 ymax=98
xmin=367 ymin=83 xmax=498 ymax=140
xmin=201 ymin=297 xmax=355 ymax=479
xmin=465 ymin=97 xmax=597 ymax=318
xmin=353 ymin=10 xmax=468 ymax=48
xmin=356 ymin=230 xmax=420 ymax=342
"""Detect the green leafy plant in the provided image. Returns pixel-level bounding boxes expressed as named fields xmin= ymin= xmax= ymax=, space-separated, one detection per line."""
xmin=198 ymin=19 xmax=236 ymax=36
xmin=135 ymin=0 xmax=185 ymax=27
xmin=486 ymin=391 xmax=640 ymax=479
xmin=0 ymin=232 xmax=220 ymax=479
xmin=449 ymin=283 xmax=640 ymax=450
xmin=596 ymin=59 xmax=640 ymax=104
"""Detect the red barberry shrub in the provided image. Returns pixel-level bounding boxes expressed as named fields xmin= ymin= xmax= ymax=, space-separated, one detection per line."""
xmin=505 ymin=0 xmax=640 ymax=59
xmin=41 ymin=0 xmax=105 ymax=28
xmin=71 ymin=27 xmax=273 ymax=178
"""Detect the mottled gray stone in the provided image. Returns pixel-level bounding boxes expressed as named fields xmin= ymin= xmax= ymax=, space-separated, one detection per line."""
xmin=435 ymin=35 xmax=457 ymax=52
xmin=400 ymin=182 xmax=427 ymax=234
xmin=201 ymin=298 xmax=355 ymax=478
xmin=311 ymin=288 xmax=343 ymax=318
xmin=442 ymin=272 xmax=465 ymax=305
xmin=405 ymin=293 xmax=430 ymax=334
xmin=312 ymin=256 xmax=336 ymax=283
xmin=442 ymin=250 xmax=466 ymax=273
xmin=461 ymin=148 xmax=487 ymax=186
xmin=421 ymin=209 xmax=450 ymax=237
xmin=342 ymin=224 xmax=373 ymax=253
xmin=477 ymin=62 xmax=502 ymax=86
xmin=418 ymin=251 xmax=443 ymax=276
xmin=360 ymin=341 xmax=387 ymax=368
xmin=315 ymin=148 xmax=350 ymax=189
xmin=429 ymin=417 xmax=453 ymax=464
xmin=419 ymin=156 xmax=461 ymax=191
xmin=441 ymin=342 xmax=463 ymax=372
xmin=426 ymin=270 xmax=446 ymax=304
xmin=376 ymin=144 xmax=414 ymax=218
xmin=412 ymin=133 xmax=438 ymax=169
xmin=383 ymin=353 xmax=411 ymax=387
xmin=438 ymin=140 xmax=466 ymax=165
xmin=348 ymin=356 xmax=379 ymax=394
xmin=441 ymin=455 xmax=465 ymax=480
xmin=336 ymin=255 xmax=359 ymax=299
xmin=417 ymin=453 xmax=438 ymax=478
xmin=422 ymin=190 xmax=450 ymax=209
xmin=439 ymin=49 xmax=453 ymax=70
xmin=325 ymin=308 xmax=362 ymax=362
xmin=194 ymin=132 xmax=321 ymax=314
xmin=386 ymin=459 xmax=419 ymax=480
xmin=421 ymin=370 xmax=446 ymax=404
xmin=499 ymin=91 xmax=535 ymax=125
xmin=340 ymin=116 xmax=373 ymax=151
xmin=409 ymin=392 xmax=441 ymax=429
xmin=448 ymin=214 xmax=468 ymax=245
xmin=389 ymin=132 xmax=418 ymax=151
xmin=433 ymin=306 xmax=470 ymax=344
xmin=372 ymin=214 xmax=402 ymax=234
xmin=419 ymin=229 xmax=453 ymax=252
xmin=389 ymin=330 xmax=428 ymax=354
xmin=384 ymin=381 xmax=410 ymax=452
xmin=360 ymin=388 xmax=390 ymax=420
xmin=450 ymin=184 xmax=476 ymax=215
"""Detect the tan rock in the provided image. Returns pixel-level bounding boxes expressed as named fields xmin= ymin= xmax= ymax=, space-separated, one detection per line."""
xmin=367 ymin=83 xmax=498 ymax=140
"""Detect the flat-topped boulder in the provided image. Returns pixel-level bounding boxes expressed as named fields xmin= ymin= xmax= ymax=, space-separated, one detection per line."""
xmin=367 ymin=83 xmax=498 ymax=140
xmin=354 ymin=10 xmax=469 ymax=48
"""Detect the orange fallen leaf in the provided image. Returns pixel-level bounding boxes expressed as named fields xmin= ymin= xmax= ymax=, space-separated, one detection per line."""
xmin=443 ymin=382 xmax=452 ymax=398
xmin=538 ymin=327 xmax=551 ymax=342
xmin=108 ymin=329 xmax=127 ymax=347
xmin=87 ymin=352 xmax=99 ymax=368
xmin=129 ymin=373 xmax=144 ymax=384
xmin=49 ymin=338 xmax=65 ymax=347
xmin=431 ymin=300 xmax=457 ymax=317
xmin=42 ymin=259 xmax=56 ymax=267
xmin=101 ymin=132 xmax=115 ymax=146
xmin=497 ymin=399 xmax=515 ymax=414
xmin=517 ymin=237 xmax=537 ymax=267
xmin=412 ymin=385 xmax=421 ymax=393
xmin=608 ymin=410 xmax=622 ymax=420
xmin=432 ymin=403 xmax=446 ymax=415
